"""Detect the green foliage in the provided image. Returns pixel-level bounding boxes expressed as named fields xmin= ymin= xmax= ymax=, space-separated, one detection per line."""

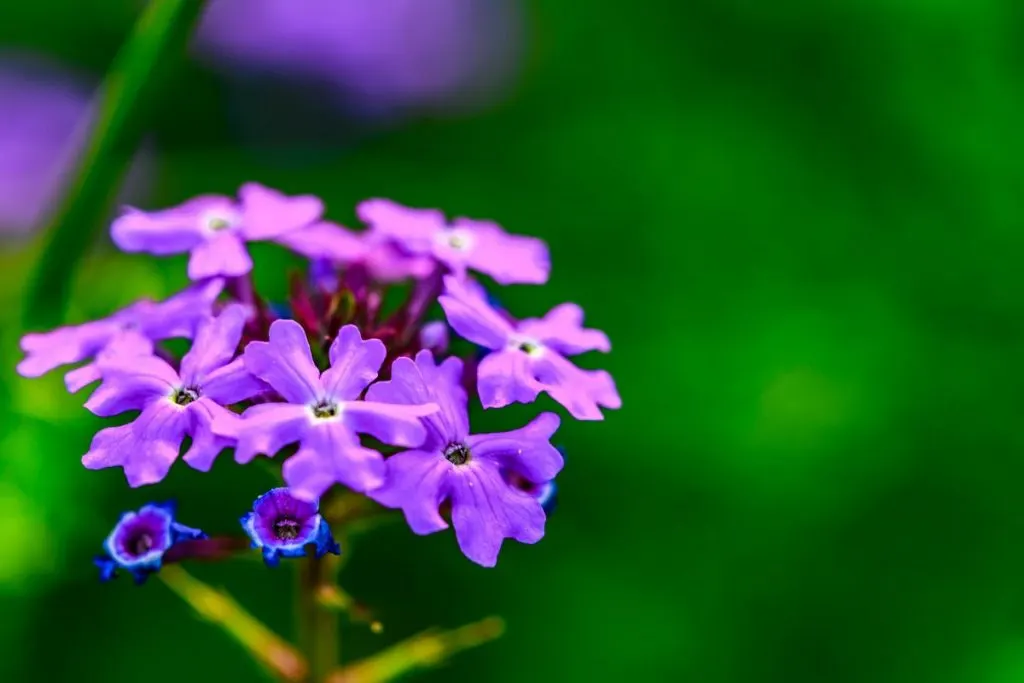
xmin=2 ymin=0 xmax=1024 ymax=682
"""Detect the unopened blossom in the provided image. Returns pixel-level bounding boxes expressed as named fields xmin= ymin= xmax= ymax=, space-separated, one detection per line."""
xmin=419 ymin=321 xmax=449 ymax=354
xmin=438 ymin=276 xmax=621 ymax=420
xmin=111 ymin=183 xmax=346 ymax=280
xmin=94 ymin=501 xmax=206 ymax=584
xmin=358 ymin=199 xmax=550 ymax=285
xmin=17 ymin=278 xmax=224 ymax=390
xmin=241 ymin=487 xmax=340 ymax=566
xmin=81 ymin=305 xmax=265 ymax=486
xmin=216 ymin=320 xmax=438 ymax=499
xmin=367 ymin=350 xmax=563 ymax=567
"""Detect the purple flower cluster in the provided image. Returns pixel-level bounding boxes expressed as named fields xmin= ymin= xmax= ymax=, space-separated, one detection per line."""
xmin=20 ymin=185 xmax=620 ymax=567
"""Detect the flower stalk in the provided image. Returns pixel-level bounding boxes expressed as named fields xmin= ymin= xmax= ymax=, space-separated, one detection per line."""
xmin=23 ymin=0 xmax=209 ymax=328
xmin=158 ymin=564 xmax=308 ymax=682
xmin=297 ymin=552 xmax=340 ymax=682
xmin=324 ymin=617 xmax=505 ymax=683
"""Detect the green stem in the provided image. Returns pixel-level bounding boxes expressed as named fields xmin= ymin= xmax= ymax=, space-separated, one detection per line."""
xmin=297 ymin=552 xmax=340 ymax=682
xmin=22 ymin=0 xmax=208 ymax=329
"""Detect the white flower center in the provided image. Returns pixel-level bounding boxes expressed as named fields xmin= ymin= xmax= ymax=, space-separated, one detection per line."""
xmin=200 ymin=209 xmax=239 ymax=233
xmin=436 ymin=228 xmax=474 ymax=252
xmin=509 ymin=335 xmax=544 ymax=357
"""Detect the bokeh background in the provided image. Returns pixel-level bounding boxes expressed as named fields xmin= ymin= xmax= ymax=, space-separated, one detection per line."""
xmin=1 ymin=1 xmax=1023 ymax=682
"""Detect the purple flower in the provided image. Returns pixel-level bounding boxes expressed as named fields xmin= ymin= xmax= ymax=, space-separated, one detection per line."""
xmin=240 ymin=487 xmax=340 ymax=566
xmin=367 ymin=350 xmax=563 ymax=567
xmin=358 ymin=199 xmax=550 ymax=285
xmin=438 ymin=276 xmax=621 ymax=420
xmin=111 ymin=183 xmax=343 ymax=280
xmin=194 ymin=0 xmax=523 ymax=116
xmin=94 ymin=501 xmax=206 ymax=584
xmin=0 ymin=54 xmax=152 ymax=237
xmin=216 ymin=320 xmax=438 ymax=499
xmin=17 ymin=278 xmax=224 ymax=389
xmin=81 ymin=305 xmax=266 ymax=486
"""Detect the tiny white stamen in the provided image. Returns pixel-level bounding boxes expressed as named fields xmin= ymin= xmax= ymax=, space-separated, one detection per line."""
xmin=436 ymin=228 xmax=474 ymax=252
xmin=200 ymin=209 xmax=239 ymax=233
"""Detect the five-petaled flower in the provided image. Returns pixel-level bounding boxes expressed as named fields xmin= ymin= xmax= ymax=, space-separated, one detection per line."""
xmin=22 ymin=187 xmax=617 ymax=573
xmin=241 ymin=487 xmax=340 ymax=567
xmin=439 ymin=275 xmax=621 ymax=420
xmin=214 ymin=320 xmax=439 ymax=500
xmin=17 ymin=278 xmax=224 ymax=391
xmin=111 ymin=183 xmax=359 ymax=280
xmin=94 ymin=501 xmax=206 ymax=584
xmin=358 ymin=198 xmax=550 ymax=285
xmin=81 ymin=304 xmax=267 ymax=486
xmin=367 ymin=350 xmax=564 ymax=567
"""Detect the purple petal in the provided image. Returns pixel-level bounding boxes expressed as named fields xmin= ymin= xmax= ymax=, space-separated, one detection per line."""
xmin=476 ymin=349 xmax=542 ymax=409
xmin=273 ymin=220 xmax=368 ymax=263
xmin=469 ymin=412 xmax=564 ymax=483
xmin=369 ymin=449 xmax=450 ymax=534
xmin=181 ymin=398 xmax=236 ymax=472
xmin=202 ymin=358 xmax=269 ymax=405
xmin=361 ymin=236 xmax=435 ymax=282
xmin=357 ymin=198 xmax=442 ymax=252
xmin=438 ymin=275 xmax=513 ymax=349
xmin=517 ymin=303 xmax=611 ymax=355
xmin=135 ymin=278 xmax=226 ymax=340
xmin=238 ymin=182 xmax=323 ymax=240
xmin=339 ymin=400 xmax=437 ymax=448
xmin=179 ymin=304 xmax=249 ymax=385
xmin=365 ymin=351 xmax=467 ymax=448
xmin=82 ymin=401 xmax=189 ymax=487
xmin=531 ymin=353 xmax=620 ymax=420
xmin=283 ymin=422 xmax=386 ymax=498
xmin=110 ymin=196 xmax=232 ymax=254
xmin=84 ymin=355 xmax=179 ymax=417
xmin=243 ymin=319 xmax=321 ymax=404
xmin=187 ymin=231 xmax=253 ymax=279
xmin=64 ymin=329 xmax=153 ymax=393
xmin=449 ymin=464 xmax=546 ymax=567
xmin=320 ymin=325 xmax=385 ymax=401
xmin=228 ymin=403 xmax=310 ymax=464
xmin=17 ymin=319 xmax=122 ymax=377
xmin=445 ymin=218 xmax=550 ymax=285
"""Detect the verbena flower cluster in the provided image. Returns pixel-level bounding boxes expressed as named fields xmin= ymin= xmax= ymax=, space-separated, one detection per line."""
xmin=18 ymin=183 xmax=620 ymax=570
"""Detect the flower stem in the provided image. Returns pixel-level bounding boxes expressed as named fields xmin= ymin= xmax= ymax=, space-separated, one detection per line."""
xmin=158 ymin=564 xmax=307 ymax=682
xmin=297 ymin=552 xmax=340 ymax=682
xmin=22 ymin=0 xmax=209 ymax=329
xmin=323 ymin=616 xmax=505 ymax=683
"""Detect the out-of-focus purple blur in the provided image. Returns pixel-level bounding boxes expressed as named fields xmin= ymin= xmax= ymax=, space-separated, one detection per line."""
xmin=0 ymin=54 xmax=152 ymax=240
xmin=193 ymin=0 xmax=524 ymax=117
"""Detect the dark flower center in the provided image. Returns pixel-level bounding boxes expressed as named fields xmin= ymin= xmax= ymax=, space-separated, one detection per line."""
xmin=127 ymin=532 xmax=154 ymax=557
xmin=174 ymin=387 xmax=200 ymax=406
xmin=518 ymin=341 xmax=540 ymax=354
xmin=444 ymin=442 xmax=471 ymax=466
xmin=273 ymin=517 xmax=301 ymax=541
xmin=312 ymin=400 xmax=338 ymax=419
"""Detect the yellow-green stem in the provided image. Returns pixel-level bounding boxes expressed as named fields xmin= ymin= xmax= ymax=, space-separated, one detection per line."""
xmin=297 ymin=552 xmax=340 ymax=682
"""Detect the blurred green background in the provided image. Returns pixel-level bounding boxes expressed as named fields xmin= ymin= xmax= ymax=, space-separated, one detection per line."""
xmin=2 ymin=1 xmax=1024 ymax=682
